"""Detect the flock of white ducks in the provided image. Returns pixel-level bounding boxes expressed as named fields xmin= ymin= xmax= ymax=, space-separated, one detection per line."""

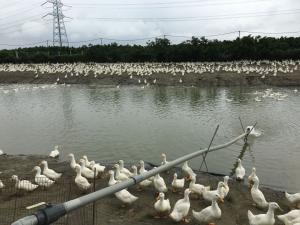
xmin=0 ymin=60 xmax=299 ymax=87
xmin=1 ymin=146 xmax=300 ymax=225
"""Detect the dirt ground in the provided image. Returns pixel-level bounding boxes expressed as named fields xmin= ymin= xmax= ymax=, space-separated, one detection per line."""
xmin=0 ymin=154 xmax=290 ymax=225
xmin=0 ymin=70 xmax=300 ymax=87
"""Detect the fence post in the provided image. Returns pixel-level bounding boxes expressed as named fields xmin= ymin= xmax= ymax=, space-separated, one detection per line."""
xmin=92 ymin=168 xmax=96 ymax=225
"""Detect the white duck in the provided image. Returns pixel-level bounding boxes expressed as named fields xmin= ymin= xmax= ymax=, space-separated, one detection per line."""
xmin=139 ymin=160 xmax=148 ymax=174
xmin=118 ymin=160 xmax=133 ymax=177
xmin=221 ymin=176 xmax=230 ymax=198
xmin=154 ymin=192 xmax=171 ymax=218
xmin=192 ymin=193 xmax=222 ymax=224
xmin=90 ymin=161 xmax=105 ymax=174
xmin=49 ymin=145 xmax=60 ymax=158
xmin=68 ymin=153 xmax=79 ymax=170
xmin=108 ymin=170 xmax=119 ymax=186
xmin=0 ymin=149 xmax=4 ymax=155
xmin=33 ymin=166 xmax=55 ymax=188
xmin=0 ymin=179 xmax=5 ymax=189
xmin=189 ymin=175 xmax=210 ymax=198
xmin=182 ymin=161 xmax=196 ymax=180
xmin=203 ymin=181 xmax=226 ymax=202
xmin=161 ymin=153 xmax=169 ymax=165
xmin=114 ymin=164 xmax=129 ymax=181
xmin=131 ymin=165 xmax=152 ymax=189
xmin=40 ymin=160 xmax=62 ymax=181
xmin=153 ymin=172 xmax=168 ymax=194
xmin=171 ymin=173 xmax=185 ymax=192
xmin=285 ymin=192 xmax=300 ymax=209
xmin=248 ymin=202 xmax=282 ymax=225
xmin=287 ymin=217 xmax=300 ymax=225
xmin=248 ymin=167 xmax=258 ymax=188
xmin=82 ymin=155 xmax=93 ymax=169
xmin=115 ymin=188 xmax=138 ymax=205
xmin=278 ymin=209 xmax=300 ymax=225
xmin=169 ymin=188 xmax=191 ymax=223
xmin=235 ymin=158 xmax=245 ymax=180
xmin=79 ymin=159 xmax=96 ymax=179
xmin=11 ymin=175 xmax=38 ymax=191
xmin=139 ymin=160 xmax=155 ymax=181
xmin=74 ymin=165 xmax=91 ymax=191
xmin=251 ymin=176 xmax=269 ymax=208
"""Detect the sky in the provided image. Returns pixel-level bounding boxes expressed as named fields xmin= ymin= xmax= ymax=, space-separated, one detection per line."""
xmin=0 ymin=0 xmax=300 ymax=49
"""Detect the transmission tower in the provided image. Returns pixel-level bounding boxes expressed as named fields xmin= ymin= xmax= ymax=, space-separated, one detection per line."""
xmin=42 ymin=0 xmax=69 ymax=47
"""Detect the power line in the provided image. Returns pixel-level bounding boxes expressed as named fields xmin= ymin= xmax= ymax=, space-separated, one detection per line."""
xmin=0 ymin=5 xmax=44 ymax=21
xmin=66 ymin=0 xmax=267 ymax=7
xmin=0 ymin=41 xmax=47 ymax=47
xmin=69 ymin=0 xmax=270 ymax=10
xmin=0 ymin=14 xmax=45 ymax=28
xmin=0 ymin=21 xmax=51 ymax=36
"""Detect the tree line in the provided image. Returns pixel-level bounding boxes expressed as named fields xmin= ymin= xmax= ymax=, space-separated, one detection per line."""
xmin=0 ymin=35 xmax=300 ymax=63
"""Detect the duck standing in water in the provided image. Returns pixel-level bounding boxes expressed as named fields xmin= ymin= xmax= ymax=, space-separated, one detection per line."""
xmin=49 ymin=145 xmax=60 ymax=158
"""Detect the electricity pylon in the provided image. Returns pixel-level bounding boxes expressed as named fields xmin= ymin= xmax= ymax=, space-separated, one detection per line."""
xmin=42 ymin=0 xmax=69 ymax=47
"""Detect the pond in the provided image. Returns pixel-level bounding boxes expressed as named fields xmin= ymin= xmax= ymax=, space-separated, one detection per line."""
xmin=0 ymin=84 xmax=299 ymax=192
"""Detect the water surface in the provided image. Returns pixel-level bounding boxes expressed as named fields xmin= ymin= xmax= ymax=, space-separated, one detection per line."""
xmin=0 ymin=84 xmax=299 ymax=192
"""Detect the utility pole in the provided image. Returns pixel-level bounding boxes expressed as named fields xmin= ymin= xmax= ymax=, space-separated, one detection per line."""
xmin=42 ymin=0 xmax=69 ymax=47
xmin=238 ymin=30 xmax=241 ymax=39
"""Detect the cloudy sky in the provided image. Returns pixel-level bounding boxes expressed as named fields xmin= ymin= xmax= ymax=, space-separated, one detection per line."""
xmin=0 ymin=0 xmax=300 ymax=49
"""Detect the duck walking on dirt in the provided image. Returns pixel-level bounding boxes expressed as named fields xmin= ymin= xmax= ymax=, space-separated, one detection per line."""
xmin=169 ymin=188 xmax=191 ymax=223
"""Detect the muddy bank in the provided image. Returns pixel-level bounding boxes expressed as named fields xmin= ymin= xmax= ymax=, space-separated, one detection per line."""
xmin=0 ymin=154 xmax=291 ymax=225
xmin=0 ymin=70 xmax=300 ymax=86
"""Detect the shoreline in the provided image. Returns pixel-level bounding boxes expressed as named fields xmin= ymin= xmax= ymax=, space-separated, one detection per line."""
xmin=0 ymin=154 xmax=290 ymax=225
xmin=1 ymin=70 xmax=300 ymax=86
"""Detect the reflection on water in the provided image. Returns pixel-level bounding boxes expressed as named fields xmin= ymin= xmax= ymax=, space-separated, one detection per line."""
xmin=0 ymin=84 xmax=300 ymax=192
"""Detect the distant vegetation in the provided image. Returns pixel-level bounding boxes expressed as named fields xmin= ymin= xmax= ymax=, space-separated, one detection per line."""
xmin=1 ymin=36 xmax=300 ymax=63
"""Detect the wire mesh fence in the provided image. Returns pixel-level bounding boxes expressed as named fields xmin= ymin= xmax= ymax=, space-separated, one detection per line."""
xmin=0 ymin=174 xmax=100 ymax=225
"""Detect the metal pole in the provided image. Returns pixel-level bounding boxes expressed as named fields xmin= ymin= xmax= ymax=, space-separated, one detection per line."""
xmin=238 ymin=116 xmax=245 ymax=132
xmin=12 ymin=131 xmax=247 ymax=225
xmin=199 ymin=125 xmax=219 ymax=171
